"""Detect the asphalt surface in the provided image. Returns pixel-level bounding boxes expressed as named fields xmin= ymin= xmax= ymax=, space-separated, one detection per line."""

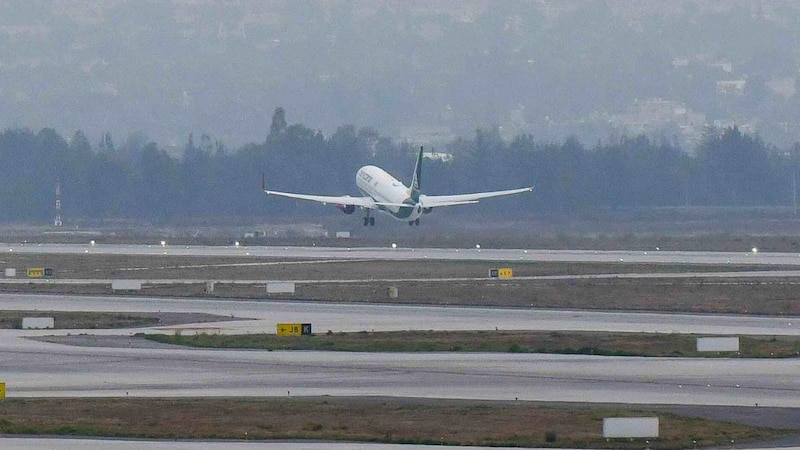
xmin=0 ymin=293 xmax=798 ymax=336
xmin=0 ymin=293 xmax=797 ymax=407
xmin=5 ymin=243 xmax=800 ymax=265
xmin=0 ymin=332 xmax=797 ymax=407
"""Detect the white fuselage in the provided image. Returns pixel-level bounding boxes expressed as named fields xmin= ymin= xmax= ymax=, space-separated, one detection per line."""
xmin=356 ymin=165 xmax=423 ymax=221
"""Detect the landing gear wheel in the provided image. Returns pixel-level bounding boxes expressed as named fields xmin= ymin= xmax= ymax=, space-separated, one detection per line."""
xmin=363 ymin=217 xmax=369 ymax=226
xmin=415 ymin=219 xmax=420 ymax=226
xmin=369 ymin=217 xmax=375 ymax=226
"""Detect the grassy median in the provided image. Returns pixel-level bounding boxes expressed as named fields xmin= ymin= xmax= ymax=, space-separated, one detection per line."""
xmin=143 ymin=330 xmax=800 ymax=358
xmin=0 ymin=397 xmax=790 ymax=448
xmin=0 ymin=311 xmax=237 ymax=329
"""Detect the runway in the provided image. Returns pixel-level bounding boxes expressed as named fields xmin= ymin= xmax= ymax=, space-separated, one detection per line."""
xmin=5 ymin=243 xmax=800 ymax=265
xmin=0 ymin=293 xmax=798 ymax=336
xmin=6 ymin=269 xmax=800 ymax=286
xmin=0 ymin=331 xmax=798 ymax=407
xmin=0 ymin=292 xmax=795 ymax=408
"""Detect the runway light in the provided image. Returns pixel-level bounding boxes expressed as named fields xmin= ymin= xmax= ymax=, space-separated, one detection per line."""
xmin=391 ymin=243 xmax=397 ymax=249
xmin=235 ymin=241 xmax=240 ymax=247
xmin=656 ymin=247 xmax=660 ymax=251
xmin=475 ymin=244 xmax=481 ymax=249
xmin=90 ymin=240 xmax=96 ymax=246
xmin=523 ymin=250 xmax=528 ymax=253
xmin=752 ymin=247 xmax=759 ymax=253
xmin=160 ymin=240 xmax=166 ymax=247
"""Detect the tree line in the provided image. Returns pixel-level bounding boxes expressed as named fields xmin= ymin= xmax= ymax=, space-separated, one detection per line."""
xmin=0 ymin=108 xmax=797 ymax=223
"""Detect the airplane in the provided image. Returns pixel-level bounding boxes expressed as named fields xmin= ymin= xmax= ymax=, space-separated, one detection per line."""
xmin=262 ymin=146 xmax=533 ymax=226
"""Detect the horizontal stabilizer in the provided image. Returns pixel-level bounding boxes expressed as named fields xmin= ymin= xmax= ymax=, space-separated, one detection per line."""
xmin=420 ymin=200 xmax=479 ymax=208
xmin=373 ymin=202 xmax=414 ymax=208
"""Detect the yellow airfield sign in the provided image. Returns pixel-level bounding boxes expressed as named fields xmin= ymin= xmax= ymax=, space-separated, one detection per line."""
xmin=498 ymin=268 xmax=513 ymax=279
xmin=490 ymin=268 xmax=514 ymax=279
xmin=277 ymin=323 xmax=312 ymax=336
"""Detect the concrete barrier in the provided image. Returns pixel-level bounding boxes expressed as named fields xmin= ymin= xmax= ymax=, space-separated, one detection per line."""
xmin=112 ymin=280 xmax=142 ymax=291
xmin=697 ymin=337 xmax=740 ymax=352
xmin=267 ymin=281 xmax=295 ymax=294
xmin=603 ymin=417 xmax=659 ymax=438
xmin=22 ymin=317 xmax=54 ymax=329
xmin=205 ymin=281 xmax=215 ymax=294
xmin=4 ymin=268 xmax=15 ymax=277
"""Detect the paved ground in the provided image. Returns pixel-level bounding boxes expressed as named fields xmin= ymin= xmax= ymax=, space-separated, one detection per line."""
xmin=6 ymin=243 xmax=800 ymax=266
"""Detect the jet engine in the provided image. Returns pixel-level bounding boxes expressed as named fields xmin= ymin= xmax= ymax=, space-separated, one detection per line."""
xmin=337 ymin=204 xmax=356 ymax=215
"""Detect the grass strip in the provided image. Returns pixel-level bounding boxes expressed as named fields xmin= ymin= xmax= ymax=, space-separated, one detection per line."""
xmin=0 ymin=397 xmax=789 ymax=449
xmin=143 ymin=330 xmax=800 ymax=358
xmin=0 ymin=311 xmax=161 ymax=329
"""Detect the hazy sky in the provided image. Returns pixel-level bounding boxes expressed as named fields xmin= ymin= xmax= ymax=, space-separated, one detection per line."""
xmin=2 ymin=0 xmax=800 ymax=150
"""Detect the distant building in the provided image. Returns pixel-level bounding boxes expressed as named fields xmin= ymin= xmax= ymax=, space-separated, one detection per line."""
xmin=398 ymin=125 xmax=456 ymax=148
xmin=713 ymin=119 xmax=757 ymax=135
xmin=716 ymin=80 xmax=746 ymax=95
xmin=610 ymin=98 xmax=706 ymax=147
xmin=422 ymin=151 xmax=453 ymax=163
xmin=767 ymin=77 xmax=796 ymax=98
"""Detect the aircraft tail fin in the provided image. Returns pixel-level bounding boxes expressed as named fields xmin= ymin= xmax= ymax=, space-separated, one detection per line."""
xmin=410 ymin=146 xmax=423 ymax=201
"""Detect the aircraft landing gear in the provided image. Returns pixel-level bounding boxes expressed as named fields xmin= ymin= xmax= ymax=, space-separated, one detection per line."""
xmin=408 ymin=219 xmax=420 ymax=226
xmin=364 ymin=214 xmax=375 ymax=226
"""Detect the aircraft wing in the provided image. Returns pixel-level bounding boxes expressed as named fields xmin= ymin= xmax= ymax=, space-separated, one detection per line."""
xmin=264 ymin=189 xmax=379 ymax=209
xmin=419 ymin=186 xmax=533 ymax=208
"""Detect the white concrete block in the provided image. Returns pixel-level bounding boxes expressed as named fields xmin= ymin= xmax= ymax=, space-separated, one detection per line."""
xmin=112 ymin=280 xmax=142 ymax=291
xmin=697 ymin=337 xmax=739 ymax=352
xmin=266 ymin=281 xmax=295 ymax=294
xmin=4 ymin=268 xmax=15 ymax=277
xmin=335 ymin=231 xmax=351 ymax=238
xmin=603 ymin=417 xmax=659 ymax=438
xmin=22 ymin=317 xmax=54 ymax=329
